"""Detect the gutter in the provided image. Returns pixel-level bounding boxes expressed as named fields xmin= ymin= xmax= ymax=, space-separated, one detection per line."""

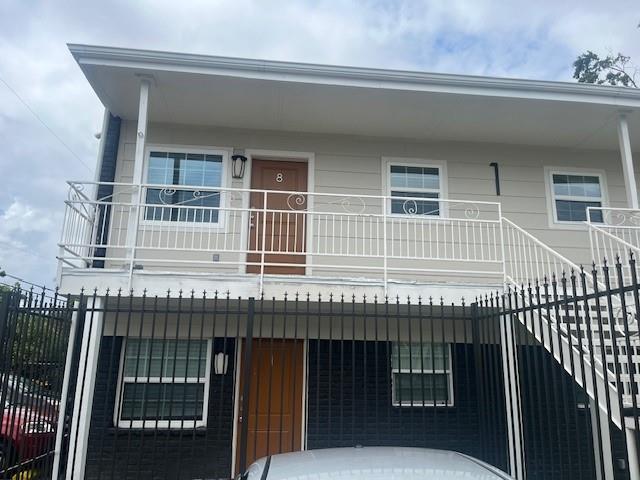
xmin=67 ymin=44 xmax=640 ymax=107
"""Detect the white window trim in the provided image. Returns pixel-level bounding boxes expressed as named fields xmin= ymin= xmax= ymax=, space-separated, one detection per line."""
xmin=391 ymin=343 xmax=454 ymax=407
xmin=544 ymin=167 xmax=608 ymax=230
xmin=114 ymin=338 xmax=212 ymax=429
xmin=382 ymin=157 xmax=449 ymax=218
xmin=141 ymin=145 xmax=232 ymax=230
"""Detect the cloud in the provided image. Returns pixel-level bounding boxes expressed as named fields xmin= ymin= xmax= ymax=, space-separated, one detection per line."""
xmin=0 ymin=0 xmax=639 ymax=287
xmin=0 ymin=199 xmax=61 ymax=287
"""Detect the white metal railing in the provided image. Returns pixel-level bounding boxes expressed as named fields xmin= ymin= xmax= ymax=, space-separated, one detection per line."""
xmin=587 ymin=207 xmax=640 ymax=283
xmin=503 ymin=217 xmax=639 ymax=410
xmin=58 ymin=181 xmax=504 ymax=290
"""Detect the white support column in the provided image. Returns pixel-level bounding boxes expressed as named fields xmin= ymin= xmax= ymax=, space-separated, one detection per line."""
xmin=132 ymin=77 xmax=151 ymax=187
xmin=626 ymin=426 xmax=640 ymax=480
xmin=617 ymin=112 xmax=638 ymax=209
xmin=500 ymin=312 xmax=526 ymax=480
xmin=125 ymin=77 xmax=152 ymax=287
xmin=66 ymin=297 xmax=104 ymax=480
xmin=51 ymin=301 xmax=81 ymax=480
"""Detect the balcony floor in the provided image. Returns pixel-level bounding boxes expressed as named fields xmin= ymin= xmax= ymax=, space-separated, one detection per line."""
xmin=58 ymin=268 xmax=502 ymax=303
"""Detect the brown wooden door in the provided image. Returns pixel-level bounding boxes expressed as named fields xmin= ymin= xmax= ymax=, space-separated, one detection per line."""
xmin=236 ymin=339 xmax=304 ymax=471
xmin=247 ymin=159 xmax=307 ymax=275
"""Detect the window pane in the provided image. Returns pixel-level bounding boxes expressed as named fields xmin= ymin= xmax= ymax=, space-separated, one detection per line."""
xmin=145 ymin=151 xmax=223 ymax=223
xmin=391 ymin=191 xmax=439 ymax=215
xmin=393 ymin=373 xmax=449 ymax=404
xmin=552 ymin=174 xmax=569 ymax=196
xmin=553 ymin=174 xmax=601 ymax=198
xmin=391 ymin=342 xmax=449 ymax=371
xmin=124 ymin=339 xmax=207 ymax=378
xmin=390 ymin=165 xmax=439 ymax=190
xmin=120 ymin=383 xmax=205 ymax=421
xmin=556 ymin=200 xmax=602 ymax=222
xmin=148 ymin=153 xmax=174 ymax=185
xmin=203 ymin=155 xmax=223 ymax=187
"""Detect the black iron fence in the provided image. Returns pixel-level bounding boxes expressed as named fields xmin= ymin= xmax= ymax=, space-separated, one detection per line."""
xmin=478 ymin=258 xmax=640 ymax=480
xmin=2 ymin=258 xmax=640 ymax=479
xmin=55 ymin=291 xmax=507 ymax=480
xmin=0 ymin=287 xmax=73 ymax=480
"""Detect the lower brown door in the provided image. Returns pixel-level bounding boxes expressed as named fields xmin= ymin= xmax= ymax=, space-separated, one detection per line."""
xmin=247 ymin=159 xmax=308 ymax=275
xmin=236 ymin=339 xmax=304 ymax=472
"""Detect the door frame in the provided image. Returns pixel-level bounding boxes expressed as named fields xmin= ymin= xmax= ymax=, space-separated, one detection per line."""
xmin=240 ymin=150 xmax=315 ymax=276
xmin=230 ymin=338 xmax=308 ymax=478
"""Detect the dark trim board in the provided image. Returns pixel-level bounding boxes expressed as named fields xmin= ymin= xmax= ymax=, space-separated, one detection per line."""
xmin=92 ymin=113 xmax=121 ymax=268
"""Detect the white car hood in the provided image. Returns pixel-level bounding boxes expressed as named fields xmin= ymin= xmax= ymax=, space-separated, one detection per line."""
xmin=246 ymin=447 xmax=512 ymax=480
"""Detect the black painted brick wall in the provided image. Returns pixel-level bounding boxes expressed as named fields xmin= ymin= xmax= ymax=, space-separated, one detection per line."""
xmin=85 ymin=337 xmax=236 ymax=480
xmin=518 ymin=345 xmax=629 ymax=480
xmin=306 ymin=340 xmax=509 ymax=470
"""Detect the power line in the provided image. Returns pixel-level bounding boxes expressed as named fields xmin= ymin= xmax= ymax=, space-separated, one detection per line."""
xmin=0 ymin=271 xmax=55 ymax=293
xmin=0 ymin=73 xmax=93 ymax=172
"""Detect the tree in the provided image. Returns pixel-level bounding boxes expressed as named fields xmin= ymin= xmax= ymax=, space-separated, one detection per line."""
xmin=573 ymin=51 xmax=638 ymax=87
xmin=573 ymin=23 xmax=638 ymax=87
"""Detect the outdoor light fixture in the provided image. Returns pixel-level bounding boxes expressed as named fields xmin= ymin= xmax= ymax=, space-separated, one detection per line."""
xmin=214 ymin=352 xmax=229 ymax=375
xmin=231 ymin=153 xmax=248 ymax=179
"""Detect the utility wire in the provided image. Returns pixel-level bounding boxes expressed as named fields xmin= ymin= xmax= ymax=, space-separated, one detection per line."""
xmin=0 ymin=271 xmax=55 ymax=293
xmin=0 ymin=73 xmax=93 ymax=172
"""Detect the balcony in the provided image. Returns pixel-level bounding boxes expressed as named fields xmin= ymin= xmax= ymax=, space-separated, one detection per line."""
xmin=58 ymin=181 xmax=504 ymax=292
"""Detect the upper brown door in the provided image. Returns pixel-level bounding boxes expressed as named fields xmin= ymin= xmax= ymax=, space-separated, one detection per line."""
xmin=247 ymin=159 xmax=308 ymax=275
xmin=236 ymin=339 xmax=304 ymax=472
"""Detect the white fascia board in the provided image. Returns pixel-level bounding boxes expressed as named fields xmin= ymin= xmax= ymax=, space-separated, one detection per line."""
xmin=68 ymin=44 xmax=640 ymax=108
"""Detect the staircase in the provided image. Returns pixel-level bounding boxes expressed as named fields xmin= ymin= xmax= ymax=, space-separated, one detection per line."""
xmin=501 ymin=217 xmax=640 ymax=432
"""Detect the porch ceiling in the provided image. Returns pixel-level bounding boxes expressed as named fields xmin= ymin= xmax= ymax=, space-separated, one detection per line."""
xmin=71 ymin=44 xmax=640 ymax=151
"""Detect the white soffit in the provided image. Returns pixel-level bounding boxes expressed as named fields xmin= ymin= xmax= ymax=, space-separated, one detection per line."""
xmin=69 ymin=44 xmax=640 ymax=150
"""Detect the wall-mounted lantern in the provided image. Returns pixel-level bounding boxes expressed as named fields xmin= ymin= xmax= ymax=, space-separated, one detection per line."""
xmin=231 ymin=152 xmax=248 ymax=179
xmin=214 ymin=352 xmax=229 ymax=375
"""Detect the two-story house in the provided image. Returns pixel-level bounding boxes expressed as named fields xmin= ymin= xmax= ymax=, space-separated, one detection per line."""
xmin=54 ymin=44 xmax=640 ymax=480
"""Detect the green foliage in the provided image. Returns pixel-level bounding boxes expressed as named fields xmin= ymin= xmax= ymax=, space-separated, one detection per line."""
xmin=573 ymin=51 xmax=638 ymax=88
xmin=0 ymin=288 xmax=69 ymax=389
xmin=10 ymin=312 xmax=68 ymax=381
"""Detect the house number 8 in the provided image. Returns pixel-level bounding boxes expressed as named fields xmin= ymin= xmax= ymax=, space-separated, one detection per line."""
xmin=275 ymin=173 xmax=284 ymax=183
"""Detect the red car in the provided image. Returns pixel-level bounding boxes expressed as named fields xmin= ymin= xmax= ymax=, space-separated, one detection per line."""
xmin=0 ymin=375 xmax=57 ymax=473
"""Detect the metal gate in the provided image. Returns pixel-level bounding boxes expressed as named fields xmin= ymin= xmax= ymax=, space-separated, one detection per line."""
xmin=0 ymin=287 xmax=75 ymax=480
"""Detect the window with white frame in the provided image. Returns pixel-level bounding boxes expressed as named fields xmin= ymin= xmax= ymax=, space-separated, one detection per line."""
xmin=145 ymin=150 xmax=225 ymax=223
xmin=391 ymin=342 xmax=453 ymax=406
xmin=389 ymin=165 xmax=441 ymax=215
xmin=549 ymin=172 xmax=604 ymax=223
xmin=116 ymin=339 xmax=210 ymax=428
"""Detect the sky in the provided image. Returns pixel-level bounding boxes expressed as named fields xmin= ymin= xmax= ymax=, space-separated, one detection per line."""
xmin=0 ymin=0 xmax=639 ymax=289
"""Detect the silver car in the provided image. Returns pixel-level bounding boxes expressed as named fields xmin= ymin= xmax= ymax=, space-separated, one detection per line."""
xmin=242 ymin=446 xmax=513 ymax=479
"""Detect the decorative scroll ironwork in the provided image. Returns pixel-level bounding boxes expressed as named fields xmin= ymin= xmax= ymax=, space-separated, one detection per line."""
xmin=400 ymin=199 xmax=481 ymax=219
xmin=155 ymin=188 xmax=224 ymax=207
xmin=286 ymin=193 xmax=307 ymax=210
xmin=599 ymin=208 xmax=640 ymax=227
xmin=326 ymin=196 xmax=366 ymax=214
